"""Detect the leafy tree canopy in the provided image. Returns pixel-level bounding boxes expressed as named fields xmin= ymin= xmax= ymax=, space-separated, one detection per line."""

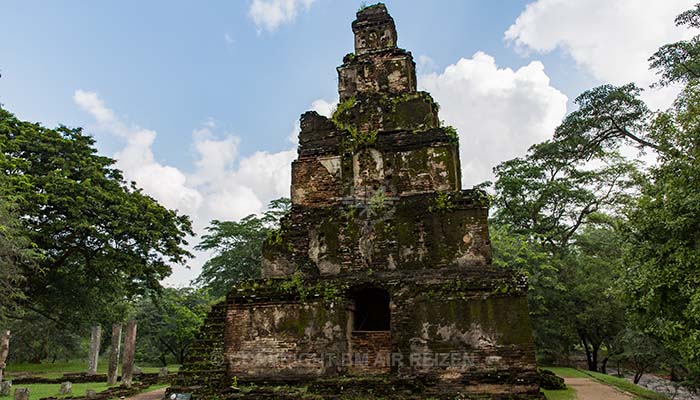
xmin=194 ymin=198 xmax=290 ymax=298
xmin=492 ymin=139 xmax=638 ymax=251
xmin=649 ymin=4 xmax=700 ymax=87
xmin=135 ymin=287 xmax=211 ymax=366
xmin=0 ymin=173 xmax=40 ymax=320
xmin=0 ymin=106 xmax=193 ymax=328
xmin=621 ymin=82 xmax=700 ymax=378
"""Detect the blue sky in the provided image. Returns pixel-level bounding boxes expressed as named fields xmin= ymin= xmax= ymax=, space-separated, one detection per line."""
xmin=0 ymin=0 xmax=693 ymax=284
xmin=2 ymin=1 xmax=583 ymax=162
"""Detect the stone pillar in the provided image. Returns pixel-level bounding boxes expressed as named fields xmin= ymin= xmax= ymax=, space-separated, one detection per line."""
xmin=0 ymin=330 xmax=10 ymax=384
xmin=1 ymin=381 xmax=12 ymax=396
xmin=58 ymin=381 xmax=72 ymax=395
xmin=120 ymin=320 xmax=137 ymax=387
xmin=13 ymin=387 xmax=28 ymax=400
xmin=87 ymin=325 xmax=102 ymax=375
xmin=107 ymin=322 xmax=122 ymax=386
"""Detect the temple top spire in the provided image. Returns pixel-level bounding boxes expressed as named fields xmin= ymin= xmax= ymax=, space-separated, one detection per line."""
xmin=337 ymin=3 xmax=416 ymax=101
xmin=352 ymin=3 xmax=397 ymax=55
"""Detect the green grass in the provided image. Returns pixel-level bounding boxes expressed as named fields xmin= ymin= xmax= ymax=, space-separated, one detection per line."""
xmin=584 ymin=370 xmax=668 ymax=400
xmin=542 ymin=387 xmax=576 ymax=400
xmin=5 ymin=360 xmax=180 ymax=379
xmin=0 ymin=382 xmax=170 ymax=399
xmin=542 ymin=367 xmax=590 ymax=378
xmin=0 ymin=382 xmax=114 ymax=399
xmin=542 ymin=366 xmax=669 ymax=400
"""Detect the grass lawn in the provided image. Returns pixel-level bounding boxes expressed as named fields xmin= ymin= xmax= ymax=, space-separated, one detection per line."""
xmin=542 ymin=366 xmax=669 ymax=400
xmin=542 ymin=387 xmax=576 ymax=400
xmin=0 ymin=382 xmax=114 ymax=399
xmin=542 ymin=367 xmax=590 ymax=378
xmin=5 ymin=360 xmax=180 ymax=379
xmin=584 ymin=370 xmax=667 ymax=400
xmin=0 ymin=383 xmax=170 ymax=399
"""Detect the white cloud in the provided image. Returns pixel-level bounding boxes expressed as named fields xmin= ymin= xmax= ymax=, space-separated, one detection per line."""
xmin=74 ymin=90 xmax=203 ymax=215
xmin=224 ymin=32 xmax=235 ymax=48
xmin=310 ymin=98 xmax=335 ymax=118
xmin=288 ymin=97 xmax=337 ymax=145
xmin=416 ymin=55 xmax=437 ymax=75
xmin=74 ymin=90 xmax=324 ymax=285
xmin=505 ymin=0 xmax=696 ymax=109
xmin=418 ymin=51 xmax=568 ymax=187
xmin=249 ymin=0 xmax=316 ymax=33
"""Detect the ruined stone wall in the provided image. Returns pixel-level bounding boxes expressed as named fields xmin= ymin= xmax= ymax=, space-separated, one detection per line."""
xmin=171 ymin=301 xmax=228 ymax=392
xmin=176 ymin=3 xmax=541 ymax=398
xmin=224 ymin=300 xmax=347 ymax=379
xmin=219 ymin=268 xmax=536 ymax=389
xmin=263 ymin=191 xmax=492 ymax=279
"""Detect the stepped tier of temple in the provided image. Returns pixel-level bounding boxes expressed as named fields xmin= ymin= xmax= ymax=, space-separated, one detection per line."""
xmin=173 ymin=4 xmax=542 ymax=399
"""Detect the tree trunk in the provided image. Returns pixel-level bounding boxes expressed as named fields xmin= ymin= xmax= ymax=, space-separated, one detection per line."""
xmin=601 ymin=357 xmax=609 ymax=375
xmin=107 ymin=322 xmax=122 ymax=386
xmin=580 ymin=335 xmax=597 ymax=372
xmin=590 ymin=343 xmax=600 ymax=372
xmin=87 ymin=325 xmax=102 ymax=375
xmin=0 ymin=330 xmax=10 ymax=383
xmin=120 ymin=320 xmax=137 ymax=388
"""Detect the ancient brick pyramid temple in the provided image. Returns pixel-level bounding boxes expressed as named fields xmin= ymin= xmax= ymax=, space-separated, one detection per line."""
xmin=175 ymin=4 xmax=541 ymax=399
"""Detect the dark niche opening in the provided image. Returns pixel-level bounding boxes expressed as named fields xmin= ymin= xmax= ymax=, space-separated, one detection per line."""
xmin=352 ymin=287 xmax=390 ymax=331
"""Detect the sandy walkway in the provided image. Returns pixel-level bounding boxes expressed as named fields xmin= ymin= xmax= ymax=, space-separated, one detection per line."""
xmin=124 ymin=387 xmax=167 ymax=400
xmin=565 ymin=377 xmax=632 ymax=400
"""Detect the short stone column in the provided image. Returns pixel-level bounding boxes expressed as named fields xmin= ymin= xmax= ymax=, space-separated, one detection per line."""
xmin=86 ymin=389 xmax=97 ymax=398
xmin=120 ymin=320 xmax=138 ymax=388
xmin=58 ymin=381 xmax=72 ymax=395
xmin=0 ymin=330 xmax=10 ymax=384
xmin=0 ymin=380 xmax=12 ymax=396
xmin=87 ymin=325 xmax=102 ymax=375
xmin=107 ymin=322 xmax=122 ymax=385
xmin=13 ymin=387 xmax=29 ymax=400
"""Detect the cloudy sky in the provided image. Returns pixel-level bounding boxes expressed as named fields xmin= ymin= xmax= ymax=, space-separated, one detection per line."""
xmin=0 ymin=0 xmax=694 ymax=285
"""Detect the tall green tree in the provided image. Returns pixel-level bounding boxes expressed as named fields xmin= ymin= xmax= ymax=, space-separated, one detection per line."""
xmin=649 ymin=4 xmax=700 ymax=87
xmin=0 ymin=172 xmax=40 ymax=320
xmin=566 ymin=219 xmax=626 ymax=373
xmin=490 ymin=224 xmax=574 ymax=364
xmin=492 ymin=139 xmax=638 ymax=250
xmin=545 ymin=3 xmax=700 ymax=383
xmin=621 ymin=81 xmax=700 ymax=383
xmin=194 ymin=198 xmax=290 ymax=298
xmin=491 ymin=136 xmax=636 ymax=369
xmin=0 ymin=106 xmax=193 ymax=327
xmin=135 ymin=287 xmax=211 ymax=366
xmin=553 ymin=84 xmax=657 ymax=157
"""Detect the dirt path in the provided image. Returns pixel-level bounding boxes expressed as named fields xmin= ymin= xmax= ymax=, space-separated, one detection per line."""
xmin=565 ymin=377 xmax=632 ymax=400
xmin=123 ymin=387 xmax=167 ymax=400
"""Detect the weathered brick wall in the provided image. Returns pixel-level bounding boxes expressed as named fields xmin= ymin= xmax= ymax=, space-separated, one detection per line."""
xmin=224 ymin=300 xmax=347 ymax=380
xmin=351 ymin=3 xmax=397 ymax=56
xmin=338 ymin=50 xmax=416 ymax=101
xmin=171 ymin=301 xmax=228 ymax=391
xmin=263 ymin=191 xmax=492 ymax=279
xmin=348 ymin=331 xmax=392 ymax=375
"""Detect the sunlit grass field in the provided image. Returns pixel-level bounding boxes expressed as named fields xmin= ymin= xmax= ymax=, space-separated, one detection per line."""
xmin=5 ymin=360 xmax=179 ymax=379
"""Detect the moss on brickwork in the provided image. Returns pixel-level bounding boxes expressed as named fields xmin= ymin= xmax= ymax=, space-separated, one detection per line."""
xmin=331 ymin=92 xmax=441 ymax=151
